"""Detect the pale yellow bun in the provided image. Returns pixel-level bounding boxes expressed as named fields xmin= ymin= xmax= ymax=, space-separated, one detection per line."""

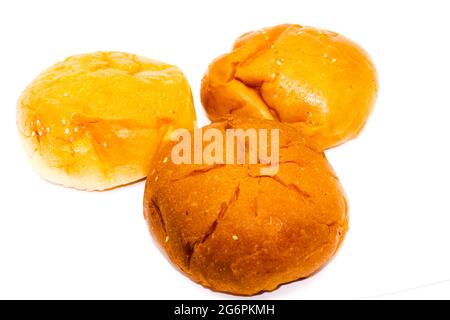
xmin=17 ymin=52 xmax=196 ymax=190
xmin=201 ymin=24 xmax=378 ymax=150
xmin=144 ymin=118 xmax=348 ymax=295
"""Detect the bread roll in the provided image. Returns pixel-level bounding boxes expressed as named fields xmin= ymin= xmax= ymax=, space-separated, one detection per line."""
xmin=17 ymin=52 xmax=196 ymax=190
xmin=144 ymin=118 xmax=348 ymax=295
xmin=201 ymin=24 xmax=378 ymax=150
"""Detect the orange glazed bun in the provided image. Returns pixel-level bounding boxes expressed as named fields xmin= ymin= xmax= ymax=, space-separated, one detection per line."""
xmin=17 ymin=52 xmax=196 ymax=191
xmin=144 ymin=118 xmax=348 ymax=295
xmin=201 ymin=24 xmax=378 ymax=150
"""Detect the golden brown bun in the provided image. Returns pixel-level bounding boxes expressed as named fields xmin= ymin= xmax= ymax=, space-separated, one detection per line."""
xmin=17 ymin=52 xmax=196 ymax=191
xmin=201 ymin=24 xmax=378 ymax=150
xmin=144 ymin=118 xmax=348 ymax=295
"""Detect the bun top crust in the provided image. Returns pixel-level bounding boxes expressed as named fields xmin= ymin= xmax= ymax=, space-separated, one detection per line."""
xmin=201 ymin=24 xmax=378 ymax=150
xmin=17 ymin=52 xmax=196 ymax=190
xmin=144 ymin=118 xmax=348 ymax=295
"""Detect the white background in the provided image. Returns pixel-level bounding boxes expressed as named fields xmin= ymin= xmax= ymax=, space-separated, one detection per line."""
xmin=0 ymin=0 xmax=449 ymax=299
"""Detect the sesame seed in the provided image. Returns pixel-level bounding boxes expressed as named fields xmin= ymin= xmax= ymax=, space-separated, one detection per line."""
xmin=165 ymin=236 xmax=170 ymax=243
xmin=64 ymin=128 xmax=70 ymax=135
xmin=232 ymin=235 xmax=238 ymax=241
xmin=332 ymin=58 xmax=337 ymax=63
xmin=61 ymin=119 xmax=66 ymax=125
xmin=102 ymin=142 xmax=108 ymax=147
xmin=73 ymin=126 xmax=79 ymax=133
xmin=259 ymin=29 xmax=269 ymax=40
xmin=36 ymin=119 xmax=40 ymax=126
xmin=163 ymin=157 xmax=168 ymax=163
xmin=31 ymin=131 xmax=36 ymax=137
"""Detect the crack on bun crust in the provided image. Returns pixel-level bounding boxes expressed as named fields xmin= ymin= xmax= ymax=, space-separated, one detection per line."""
xmin=184 ymin=184 xmax=240 ymax=268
